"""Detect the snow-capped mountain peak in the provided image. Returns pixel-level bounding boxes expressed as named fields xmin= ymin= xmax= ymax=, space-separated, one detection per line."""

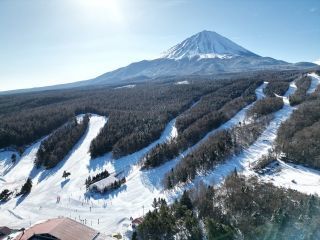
xmin=162 ymin=30 xmax=258 ymax=60
xmin=314 ymin=59 xmax=320 ymax=65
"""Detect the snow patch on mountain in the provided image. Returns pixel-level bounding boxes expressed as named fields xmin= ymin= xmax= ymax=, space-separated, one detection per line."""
xmin=162 ymin=30 xmax=257 ymax=60
xmin=175 ymin=80 xmax=189 ymax=85
xmin=314 ymin=59 xmax=320 ymax=65
xmin=114 ymin=84 xmax=136 ymax=89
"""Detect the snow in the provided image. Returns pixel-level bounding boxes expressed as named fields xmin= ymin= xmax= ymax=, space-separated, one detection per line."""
xmin=1 ymin=83 xmax=269 ymax=238
xmin=0 ymin=83 xmax=266 ymax=237
xmin=0 ymin=115 xmax=178 ymax=238
xmin=307 ymin=72 xmax=320 ymax=94
xmin=143 ymin=82 xmax=269 ymax=200
xmin=187 ymin=81 xmax=297 ymax=187
xmin=256 ymin=73 xmax=320 ymax=195
xmin=197 ymin=53 xmax=233 ymax=60
xmin=260 ymin=160 xmax=320 ymax=196
xmin=0 ymin=115 xmax=108 ymax=232
xmin=178 ymin=74 xmax=320 ymax=197
xmin=0 ymin=150 xmax=20 ymax=178
xmin=161 ymin=82 xmax=268 ymax=179
xmin=162 ymin=30 xmax=256 ymax=60
xmin=1 ymin=74 xmax=319 ymax=237
xmin=114 ymin=84 xmax=136 ymax=89
xmin=89 ymin=174 xmax=120 ymax=193
xmin=175 ymin=80 xmax=189 ymax=85
xmin=314 ymin=59 xmax=320 ymax=65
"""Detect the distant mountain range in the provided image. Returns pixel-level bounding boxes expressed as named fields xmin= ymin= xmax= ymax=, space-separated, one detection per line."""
xmin=2 ymin=30 xmax=318 ymax=94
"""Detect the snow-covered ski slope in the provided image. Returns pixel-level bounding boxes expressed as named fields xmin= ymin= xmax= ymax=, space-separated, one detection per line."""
xmin=0 ymin=83 xmax=266 ymax=237
xmin=1 ymin=74 xmax=319 ymax=238
xmin=184 ymin=73 xmax=320 ymax=196
xmin=261 ymin=160 xmax=320 ymax=195
xmin=151 ymin=82 xmax=269 ymax=191
xmin=259 ymin=72 xmax=320 ymax=195
xmin=185 ymin=81 xmax=297 ymax=188
xmin=307 ymin=72 xmax=320 ymax=94
xmin=0 ymin=116 xmax=107 ymax=228
xmin=0 ymin=115 xmax=179 ymax=237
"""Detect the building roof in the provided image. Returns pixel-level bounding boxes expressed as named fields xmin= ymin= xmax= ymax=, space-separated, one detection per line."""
xmin=89 ymin=175 xmax=119 ymax=191
xmin=132 ymin=217 xmax=143 ymax=225
xmin=14 ymin=217 xmax=107 ymax=240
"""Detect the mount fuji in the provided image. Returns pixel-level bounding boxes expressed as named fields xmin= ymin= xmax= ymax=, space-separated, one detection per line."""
xmin=162 ymin=30 xmax=258 ymax=59
xmin=80 ymin=30 xmax=316 ymax=87
xmin=2 ymin=31 xmax=318 ymax=93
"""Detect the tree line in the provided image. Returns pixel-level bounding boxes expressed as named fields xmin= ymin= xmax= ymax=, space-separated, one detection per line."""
xmin=263 ymin=81 xmax=290 ymax=97
xmin=247 ymin=97 xmax=283 ymax=119
xmin=276 ymin=92 xmax=320 ymax=169
xmin=164 ymin=115 xmax=271 ymax=188
xmin=0 ymin=70 xmax=304 ymax=161
xmin=35 ymin=115 xmax=90 ymax=169
xmin=1 ymin=81 xmax=214 ymax=157
xmin=164 ymin=101 xmax=279 ymax=188
xmin=136 ymin=173 xmax=320 ymax=239
xmin=85 ymin=169 xmax=110 ymax=189
xmin=143 ymin=79 xmax=262 ymax=169
xmin=289 ymin=75 xmax=312 ymax=106
xmin=89 ymin=80 xmax=225 ymax=158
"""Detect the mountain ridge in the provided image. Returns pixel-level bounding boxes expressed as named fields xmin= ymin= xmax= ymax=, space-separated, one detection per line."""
xmin=1 ymin=30 xmax=318 ymax=94
xmin=81 ymin=30 xmax=317 ymax=86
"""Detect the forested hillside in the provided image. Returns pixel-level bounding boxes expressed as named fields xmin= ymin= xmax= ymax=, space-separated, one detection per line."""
xmin=264 ymin=81 xmax=290 ymax=97
xmin=143 ymin=79 xmax=261 ymax=169
xmin=35 ymin=115 xmax=90 ymax=169
xmin=137 ymin=173 xmax=320 ymax=240
xmin=164 ymin=90 xmax=285 ymax=187
xmin=289 ymin=75 xmax=312 ymax=105
xmin=0 ymin=70 xmax=303 ymax=160
xmin=0 ymin=80 xmax=220 ymax=154
xmin=276 ymin=90 xmax=320 ymax=168
xmin=164 ymin=114 xmax=273 ymax=187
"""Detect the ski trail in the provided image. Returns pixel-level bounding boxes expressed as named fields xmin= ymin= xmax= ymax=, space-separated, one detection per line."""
xmin=0 ymin=113 xmax=176 ymax=236
xmin=307 ymin=72 xmax=320 ymax=94
xmin=260 ymin=160 xmax=320 ymax=195
xmin=3 ymin=80 xmax=310 ymax=238
xmin=100 ymin=82 xmax=270 ymax=235
xmin=92 ymin=97 xmax=204 ymax=178
xmin=0 ymin=140 xmax=42 ymax=191
xmin=176 ymin=73 xmax=320 ymax=198
xmin=90 ymin=117 xmax=178 ymax=178
xmin=71 ymin=82 xmax=269 ymax=236
xmin=192 ymin=81 xmax=296 ymax=186
xmin=0 ymin=99 xmax=195 ymax=235
xmin=167 ymin=81 xmax=297 ymax=198
xmin=258 ymin=73 xmax=320 ymax=195
xmin=0 ymin=115 xmax=107 ymax=229
xmin=142 ymin=82 xmax=269 ymax=190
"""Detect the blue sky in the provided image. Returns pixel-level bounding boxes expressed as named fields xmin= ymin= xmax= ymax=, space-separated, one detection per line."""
xmin=0 ymin=0 xmax=319 ymax=91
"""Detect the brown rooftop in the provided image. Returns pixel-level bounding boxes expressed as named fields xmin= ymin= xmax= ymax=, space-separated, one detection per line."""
xmin=14 ymin=217 xmax=107 ymax=240
xmin=132 ymin=217 xmax=143 ymax=225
